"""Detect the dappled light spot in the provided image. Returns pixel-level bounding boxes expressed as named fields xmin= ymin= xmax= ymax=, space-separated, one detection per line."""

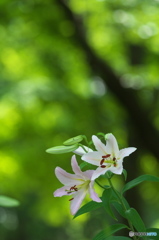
xmin=138 ymin=23 xmax=158 ymax=39
xmin=90 ymin=77 xmax=106 ymax=97
xmin=0 ymin=152 xmax=19 ymax=177
xmin=120 ymin=74 xmax=144 ymax=89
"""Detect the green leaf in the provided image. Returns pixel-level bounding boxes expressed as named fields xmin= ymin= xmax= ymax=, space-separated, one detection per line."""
xmin=112 ymin=196 xmax=130 ymax=219
xmin=63 ymin=135 xmax=84 ymax=145
xmin=105 ymin=171 xmax=114 ymax=179
xmin=79 ymin=161 xmax=94 ymax=170
xmin=122 ymin=169 xmax=127 ymax=181
xmin=112 ymin=201 xmax=126 ymax=218
xmin=146 ymin=228 xmax=159 ymax=239
xmin=73 ymin=200 xmax=103 ymax=219
xmin=106 ymin=237 xmax=131 ymax=240
xmin=125 ymin=208 xmax=146 ymax=234
xmin=0 ymin=195 xmax=20 ymax=207
xmin=122 ymin=196 xmax=130 ymax=209
xmin=122 ymin=174 xmax=159 ymax=194
xmin=93 ymin=224 xmax=129 ymax=240
xmin=46 ymin=144 xmax=78 ymax=154
xmin=102 ymin=188 xmax=118 ymax=220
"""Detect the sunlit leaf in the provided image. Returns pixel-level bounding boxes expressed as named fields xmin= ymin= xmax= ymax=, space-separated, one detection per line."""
xmin=46 ymin=144 xmax=78 ymax=154
xmin=0 ymin=195 xmax=20 ymax=207
xmin=93 ymin=224 xmax=129 ymax=240
xmin=122 ymin=174 xmax=159 ymax=194
xmin=73 ymin=200 xmax=103 ymax=219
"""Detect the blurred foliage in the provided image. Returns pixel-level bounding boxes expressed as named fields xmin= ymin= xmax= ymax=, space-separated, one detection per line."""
xmin=0 ymin=0 xmax=159 ymax=239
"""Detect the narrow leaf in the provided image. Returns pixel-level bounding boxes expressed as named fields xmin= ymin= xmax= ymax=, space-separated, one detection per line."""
xmin=122 ymin=174 xmax=159 ymax=194
xmin=112 ymin=201 xmax=126 ymax=218
xmin=102 ymin=188 xmax=118 ymax=220
xmin=0 ymin=195 xmax=20 ymax=207
xmin=46 ymin=144 xmax=78 ymax=154
xmin=73 ymin=200 xmax=103 ymax=219
xmin=93 ymin=224 xmax=129 ymax=240
xmin=122 ymin=169 xmax=127 ymax=181
xmin=80 ymin=161 xmax=94 ymax=170
xmin=125 ymin=208 xmax=146 ymax=235
xmin=63 ymin=135 xmax=84 ymax=145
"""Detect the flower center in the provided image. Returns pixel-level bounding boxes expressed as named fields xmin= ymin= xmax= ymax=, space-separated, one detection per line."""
xmin=100 ymin=154 xmax=117 ymax=168
xmin=66 ymin=185 xmax=78 ymax=201
xmin=66 ymin=185 xmax=78 ymax=194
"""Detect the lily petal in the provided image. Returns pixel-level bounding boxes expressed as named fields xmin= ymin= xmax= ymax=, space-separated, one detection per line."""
xmin=105 ymin=134 xmax=119 ymax=156
xmin=109 ymin=162 xmax=123 ymax=175
xmin=73 ymin=146 xmax=93 ymax=156
xmin=92 ymin=135 xmax=107 ymax=154
xmin=71 ymin=155 xmax=83 ymax=177
xmin=54 ymin=185 xmax=72 ymax=197
xmin=82 ymin=151 xmax=102 ymax=166
xmin=55 ymin=167 xmax=83 ymax=186
xmin=70 ymin=188 xmax=87 ymax=215
xmin=91 ymin=166 xmax=109 ymax=180
xmin=89 ymin=181 xmax=102 ymax=202
xmin=83 ymin=170 xmax=94 ymax=180
xmin=118 ymin=147 xmax=137 ymax=159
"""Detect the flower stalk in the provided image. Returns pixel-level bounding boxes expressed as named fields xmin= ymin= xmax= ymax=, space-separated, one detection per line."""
xmin=107 ymin=177 xmax=137 ymax=240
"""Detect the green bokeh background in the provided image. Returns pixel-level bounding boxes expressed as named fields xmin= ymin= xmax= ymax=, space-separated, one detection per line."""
xmin=0 ymin=0 xmax=159 ymax=239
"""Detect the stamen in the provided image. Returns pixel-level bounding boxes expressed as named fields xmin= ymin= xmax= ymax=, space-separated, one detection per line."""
xmin=102 ymin=154 xmax=111 ymax=158
xmin=113 ymin=157 xmax=116 ymax=167
xmin=69 ymin=198 xmax=74 ymax=201
xmin=101 ymin=165 xmax=106 ymax=168
xmin=100 ymin=159 xmax=105 ymax=165
xmin=70 ymin=185 xmax=78 ymax=191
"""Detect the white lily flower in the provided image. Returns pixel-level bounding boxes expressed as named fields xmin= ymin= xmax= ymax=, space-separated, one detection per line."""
xmin=53 ymin=155 xmax=101 ymax=215
xmin=81 ymin=134 xmax=137 ymax=180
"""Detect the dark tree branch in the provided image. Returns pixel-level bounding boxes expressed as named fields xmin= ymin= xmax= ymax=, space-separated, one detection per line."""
xmin=56 ymin=0 xmax=159 ymax=159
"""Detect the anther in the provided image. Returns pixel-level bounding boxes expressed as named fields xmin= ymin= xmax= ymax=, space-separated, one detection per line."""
xmin=101 ymin=165 xmax=106 ymax=168
xmin=100 ymin=159 xmax=105 ymax=165
xmin=69 ymin=198 xmax=74 ymax=201
xmin=102 ymin=154 xmax=111 ymax=158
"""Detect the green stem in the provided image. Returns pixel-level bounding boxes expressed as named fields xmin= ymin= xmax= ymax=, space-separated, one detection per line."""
xmin=107 ymin=178 xmax=137 ymax=240
xmin=95 ymin=180 xmax=109 ymax=190
xmin=82 ymin=135 xmax=90 ymax=147
xmin=79 ymin=144 xmax=88 ymax=153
